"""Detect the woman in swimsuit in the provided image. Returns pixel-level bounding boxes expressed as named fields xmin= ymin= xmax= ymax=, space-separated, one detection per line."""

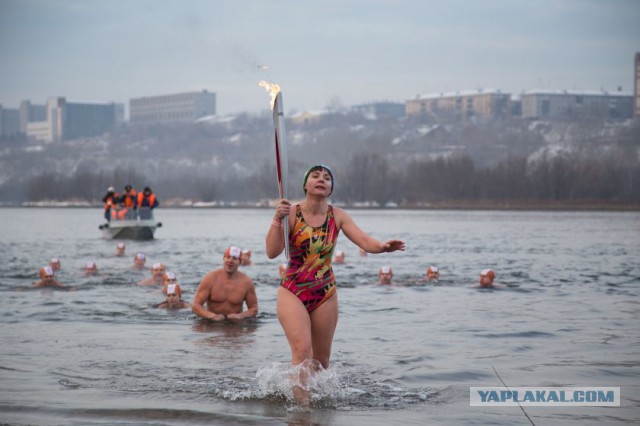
xmin=266 ymin=165 xmax=405 ymax=399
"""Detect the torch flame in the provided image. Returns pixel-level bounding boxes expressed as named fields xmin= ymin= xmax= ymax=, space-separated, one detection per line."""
xmin=259 ymin=80 xmax=280 ymax=110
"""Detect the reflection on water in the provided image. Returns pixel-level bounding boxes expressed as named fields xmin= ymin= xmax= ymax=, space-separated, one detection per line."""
xmin=0 ymin=208 xmax=639 ymax=425
xmin=192 ymin=319 xmax=258 ymax=349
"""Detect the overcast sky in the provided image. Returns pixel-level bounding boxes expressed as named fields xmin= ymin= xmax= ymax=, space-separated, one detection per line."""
xmin=1 ymin=0 xmax=638 ymax=115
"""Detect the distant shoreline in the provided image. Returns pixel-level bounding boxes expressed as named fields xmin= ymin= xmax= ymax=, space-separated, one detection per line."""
xmin=2 ymin=200 xmax=639 ymax=211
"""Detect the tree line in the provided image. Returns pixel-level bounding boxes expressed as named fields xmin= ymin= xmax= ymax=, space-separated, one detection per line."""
xmin=24 ymin=145 xmax=640 ymax=205
xmin=338 ymin=148 xmax=639 ymax=205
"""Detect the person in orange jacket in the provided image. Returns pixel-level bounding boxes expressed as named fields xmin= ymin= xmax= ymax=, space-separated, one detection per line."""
xmin=137 ymin=186 xmax=159 ymax=219
xmin=102 ymin=186 xmax=119 ymax=222
xmin=118 ymin=184 xmax=138 ymax=219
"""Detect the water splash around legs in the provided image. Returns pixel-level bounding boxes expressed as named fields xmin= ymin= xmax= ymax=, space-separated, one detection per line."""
xmin=256 ymin=360 xmax=342 ymax=408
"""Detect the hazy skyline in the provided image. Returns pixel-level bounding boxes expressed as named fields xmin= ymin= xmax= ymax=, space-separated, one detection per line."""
xmin=1 ymin=0 xmax=638 ymax=115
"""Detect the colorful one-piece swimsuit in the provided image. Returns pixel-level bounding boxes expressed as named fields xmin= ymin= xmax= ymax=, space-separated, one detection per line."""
xmin=281 ymin=204 xmax=339 ymax=313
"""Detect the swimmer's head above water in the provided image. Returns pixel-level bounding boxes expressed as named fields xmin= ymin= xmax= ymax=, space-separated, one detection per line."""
xmin=49 ymin=258 xmax=61 ymax=271
xmin=40 ymin=266 xmax=54 ymax=280
xmin=133 ymin=253 xmax=146 ymax=268
xmin=164 ymin=283 xmax=184 ymax=308
xmin=379 ymin=266 xmax=393 ymax=285
xmin=303 ymin=164 xmax=334 ymax=195
xmin=427 ymin=266 xmax=439 ymax=281
xmin=163 ymin=271 xmax=177 ymax=284
xmin=223 ymin=246 xmax=242 ymax=274
xmin=479 ymin=269 xmax=495 ymax=287
xmin=84 ymin=261 xmax=97 ymax=275
xmin=333 ymin=250 xmax=345 ymax=264
xmin=240 ymin=248 xmax=252 ymax=265
xmin=151 ymin=263 xmax=166 ymax=278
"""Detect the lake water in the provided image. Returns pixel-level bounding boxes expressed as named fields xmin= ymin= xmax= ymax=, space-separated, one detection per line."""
xmin=0 ymin=208 xmax=638 ymax=425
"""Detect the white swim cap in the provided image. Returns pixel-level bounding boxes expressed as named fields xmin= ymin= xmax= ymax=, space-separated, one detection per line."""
xmin=481 ymin=269 xmax=495 ymax=279
xmin=225 ymin=246 xmax=242 ymax=259
xmin=166 ymin=283 xmax=181 ymax=296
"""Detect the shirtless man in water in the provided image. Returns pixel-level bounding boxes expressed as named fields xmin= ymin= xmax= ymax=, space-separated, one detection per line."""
xmin=34 ymin=266 xmax=64 ymax=288
xmin=192 ymin=246 xmax=258 ymax=321
xmin=138 ymin=263 xmax=165 ymax=286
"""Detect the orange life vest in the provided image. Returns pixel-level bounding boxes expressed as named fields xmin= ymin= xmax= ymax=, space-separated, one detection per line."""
xmin=104 ymin=193 xmax=119 ymax=210
xmin=137 ymin=192 xmax=156 ymax=207
xmin=123 ymin=190 xmax=137 ymax=208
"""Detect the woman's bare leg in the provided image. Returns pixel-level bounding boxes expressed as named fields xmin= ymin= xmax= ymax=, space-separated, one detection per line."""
xmin=277 ymin=287 xmax=313 ymax=363
xmin=310 ymin=294 xmax=338 ymax=369
xmin=277 ymin=287 xmax=313 ymax=404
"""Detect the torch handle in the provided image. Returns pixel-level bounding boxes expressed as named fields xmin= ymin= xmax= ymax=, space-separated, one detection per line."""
xmin=273 ymin=92 xmax=290 ymax=259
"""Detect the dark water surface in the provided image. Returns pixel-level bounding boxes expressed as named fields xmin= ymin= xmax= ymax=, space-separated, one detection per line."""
xmin=0 ymin=208 xmax=638 ymax=425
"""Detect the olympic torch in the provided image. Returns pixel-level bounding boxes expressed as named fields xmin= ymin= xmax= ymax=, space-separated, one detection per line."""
xmin=260 ymin=81 xmax=290 ymax=259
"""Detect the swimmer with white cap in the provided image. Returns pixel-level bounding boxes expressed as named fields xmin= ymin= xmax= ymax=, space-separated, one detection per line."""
xmin=192 ymin=246 xmax=258 ymax=321
xmin=379 ymin=266 xmax=393 ymax=285
xmin=34 ymin=266 xmax=64 ymax=288
xmin=333 ymin=249 xmax=346 ymax=264
xmin=116 ymin=242 xmax=126 ymax=257
xmin=132 ymin=253 xmax=146 ymax=270
xmin=84 ymin=261 xmax=98 ymax=276
xmin=49 ymin=258 xmax=61 ymax=271
xmin=139 ymin=262 xmax=166 ymax=286
xmin=479 ymin=269 xmax=496 ymax=288
xmin=240 ymin=248 xmax=252 ymax=266
xmin=156 ymin=283 xmax=190 ymax=309
xmin=426 ymin=265 xmax=439 ymax=282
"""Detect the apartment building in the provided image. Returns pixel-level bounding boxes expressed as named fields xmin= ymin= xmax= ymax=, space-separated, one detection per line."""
xmin=352 ymin=101 xmax=406 ymax=119
xmin=0 ymin=105 xmax=20 ymax=137
xmin=25 ymin=97 xmax=117 ymax=143
xmin=19 ymin=101 xmax=47 ymax=132
xmin=129 ymin=90 xmax=216 ymax=125
xmin=520 ymin=90 xmax=633 ymax=120
xmin=406 ymin=89 xmax=511 ymax=122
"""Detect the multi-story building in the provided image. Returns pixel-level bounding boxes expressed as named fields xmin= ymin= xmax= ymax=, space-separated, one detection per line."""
xmin=635 ymin=52 xmax=640 ymax=118
xmin=25 ymin=97 xmax=117 ymax=143
xmin=26 ymin=98 xmax=64 ymax=143
xmin=406 ymin=89 xmax=511 ymax=122
xmin=352 ymin=101 xmax=405 ymax=119
xmin=129 ymin=90 xmax=216 ymax=126
xmin=19 ymin=101 xmax=47 ymax=132
xmin=114 ymin=103 xmax=126 ymax=127
xmin=520 ymin=90 xmax=633 ymax=120
xmin=0 ymin=105 xmax=20 ymax=137
xmin=64 ymin=101 xmax=117 ymax=140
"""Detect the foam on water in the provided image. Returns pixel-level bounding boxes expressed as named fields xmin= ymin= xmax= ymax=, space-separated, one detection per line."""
xmin=252 ymin=360 xmax=440 ymax=410
xmin=255 ymin=360 xmax=342 ymax=407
